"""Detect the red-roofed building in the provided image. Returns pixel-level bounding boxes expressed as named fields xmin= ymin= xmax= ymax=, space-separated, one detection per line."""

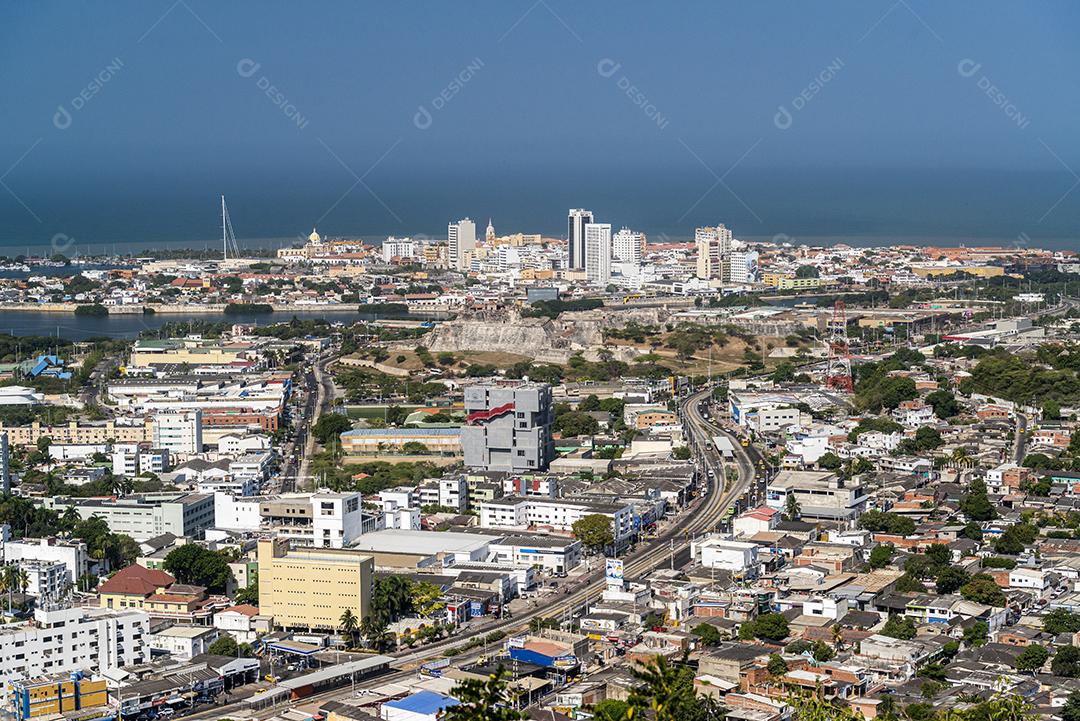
xmin=733 ymin=506 xmax=779 ymax=537
xmin=98 ymin=565 xmax=175 ymax=610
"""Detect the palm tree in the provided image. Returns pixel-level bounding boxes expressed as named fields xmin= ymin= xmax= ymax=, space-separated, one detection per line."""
xmin=339 ymin=608 xmax=359 ymax=647
xmin=831 ymin=624 xmax=844 ymax=651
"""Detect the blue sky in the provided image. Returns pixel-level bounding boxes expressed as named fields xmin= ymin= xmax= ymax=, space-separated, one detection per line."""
xmin=1 ymin=1 xmax=1079 ymax=247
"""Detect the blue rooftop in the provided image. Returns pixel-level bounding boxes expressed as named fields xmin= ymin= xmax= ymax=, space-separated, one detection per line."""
xmin=383 ymin=691 xmax=459 ymax=716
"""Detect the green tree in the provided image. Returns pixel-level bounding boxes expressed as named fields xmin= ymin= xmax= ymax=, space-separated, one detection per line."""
xmin=962 ymin=522 xmax=984 ymax=541
xmin=868 ymin=545 xmax=895 ymax=569
xmin=751 ymin=613 xmax=790 ymax=643
xmin=692 ymin=623 xmax=724 ymax=647
xmin=340 ymin=608 xmax=360 ymax=647
xmin=410 ymin=581 xmax=446 ymax=618
xmin=162 ymin=545 xmax=231 ymax=593
xmin=207 ymin=635 xmax=252 ymax=657
xmin=1062 ymin=690 xmax=1080 ymax=721
xmin=593 ymin=699 xmax=629 ymax=721
xmin=767 ymin=654 xmax=788 ymax=676
xmin=443 ymin=666 xmax=524 ymax=721
xmin=935 ymin=567 xmax=970 ymax=595
xmin=960 ymin=574 xmax=1007 ymax=607
xmin=784 ymin=492 xmax=801 ymax=521
xmin=671 ymin=446 xmax=692 ymax=461
xmin=881 ymin=615 xmax=916 ymax=640
xmin=1016 ymin=643 xmax=1049 ymax=672
xmin=963 ymin=621 xmax=989 ymax=647
xmin=960 ymin=478 xmax=996 ymax=521
xmin=312 ymin=413 xmax=352 ymax=445
xmin=572 ymin=514 xmax=614 ymax=552
xmin=1053 ymin=645 xmax=1080 ymax=677
xmin=925 ymin=390 xmax=959 ymax=419
xmin=818 ymin=452 xmax=842 ymax=470
xmin=1045 ymin=609 xmax=1080 ymax=635
xmin=234 ymin=574 xmax=258 ymax=606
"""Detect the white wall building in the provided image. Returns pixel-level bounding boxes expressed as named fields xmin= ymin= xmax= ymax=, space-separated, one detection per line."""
xmin=382 ymin=236 xmax=416 ymax=262
xmin=612 ymin=227 xmax=643 ymax=264
xmin=1 ymin=537 xmax=90 ymax=584
xmin=22 ymin=559 xmax=68 ymax=600
xmin=448 ymin=218 xmax=476 ymax=272
xmin=690 ymin=537 xmax=759 ymax=576
xmin=147 ymin=625 xmax=219 ymax=661
xmin=153 ymin=410 xmax=203 ymax=454
xmin=0 ymin=606 xmax=149 ymax=686
xmin=584 ymin=223 xmax=612 ymax=285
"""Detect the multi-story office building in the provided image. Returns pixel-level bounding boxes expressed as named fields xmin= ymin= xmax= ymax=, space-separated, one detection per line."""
xmin=22 ymin=560 xmax=67 ymax=601
xmin=0 ymin=606 xmax=149 ymax=687
xmin=488 ymin=535 xmax=583 ymax=574
xmin=152 ymin=410 xmax=203 ymax=454
xmin=257 ymin=538 xmax=374 ymax=631
xmin=765 ymin=470 xmax=869 ymax=522
xmin=724 ymin=247 xmax=759 ymax=284
xmin=213 ymin=490 xmax=367 ymax=548
xmin=567 ymin=209 xmax=593 ymax=270
xmin=46 ymin=493 xmax=215 ymax=542
xmin=448 ymin=218 xmax=476 ymax=272
xmin=0 ymin=537 xmax=89 ymax=585
xmin=695 ymin=224 xmax=733 ymax=280
xmin=479 ymin=496 xmax=635 ymax=543
xmin=460 ymin=383 xmax=554 ymax=472
xmin=112 ymin=444 xmax=170 ymax=478
xmin=382 ymin=236 xmax=416 ymax=262
xmin=612 ymin=227 xmax=644 ymax=265
xmin=584 ymin=223 xmax=612 ymax=284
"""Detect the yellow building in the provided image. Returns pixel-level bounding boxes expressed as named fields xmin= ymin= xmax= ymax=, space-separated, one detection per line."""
xmin=257 ymin=538 xmax=374 ymax=631
xmin=12 ymin=675 xmax=107 ymax=720
xmin=129 ymin=338 xmax=253 ymax=367
xmin=911 ymin=265 xmax=1005 ymax=278
xmin=0 ymin=419 xmax=153 ymax=447
xmin=762 ymin=272 xmax=821 ymax=290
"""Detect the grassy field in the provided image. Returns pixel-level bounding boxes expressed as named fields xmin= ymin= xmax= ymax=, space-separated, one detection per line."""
xmin=345 ymin=405 xmax=421 ymax=419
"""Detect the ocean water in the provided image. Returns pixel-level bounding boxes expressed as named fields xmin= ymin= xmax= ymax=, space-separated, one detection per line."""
xmin=0 ymin=167 xmax=1077 ymax=254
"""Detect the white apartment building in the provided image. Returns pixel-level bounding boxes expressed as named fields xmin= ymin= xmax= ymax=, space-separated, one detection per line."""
xmin=612 ymin=227 xmax=644 ymax=264
xmin=147 ymin=625 xmax=219 ymax=661
xmin=584 ymin=223 xmax=612 ymax=284
xmin=382 ymin=236 xmax=416 ymax=262
xmin=690 ymin=536 xmax=759 ymax=575
xmin=0 ymin=606 xmax=149 ymax=686
xmin=46 ymin=493 xmax=215 ymax=542
xmin=448 ymin=218 xmax=476 ymax=272
xmin=488 ymin=535 xmax=583 ymax=573
xmin=113 ymin=444 xmax=170 ymax=477
xmin=229 ymin=451 xmax=275 ymax=483
xmin=753 ymin=407 xmax=802 ymax=434
xmin=213 ymin=491 xmax=365 ymax=548
xmin=153 ymin=410 xmax=203 ymax=454
xmin=695 ymin=224 xmax=732 ymax=280
xmin=22 ymin=559 xmax=68 ymax=600
xmin=1 ymin=537 xmax=89 ymax=583
xmin=479 ymin=497 xmax=634 ymax=542
xmin=217 ymin=433 xmax=271 ymax=455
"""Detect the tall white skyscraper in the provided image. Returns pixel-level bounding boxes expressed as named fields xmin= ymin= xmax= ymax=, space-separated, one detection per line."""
xmin=612 ymin=227 xmax=644 ymax=264
xmin=448 ymin=218 xmax=476 ymax=272
xmin=695 ymin=224 xmax=733 ymax=280
xmin=567 ymin=209 xmax=593 ymax=270
xmin=584 ymin=222 xmax=612 ymax=284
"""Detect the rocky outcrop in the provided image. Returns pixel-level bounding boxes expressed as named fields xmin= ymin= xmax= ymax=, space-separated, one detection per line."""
xmin=422 ymin=306 xmax=672 ymax=363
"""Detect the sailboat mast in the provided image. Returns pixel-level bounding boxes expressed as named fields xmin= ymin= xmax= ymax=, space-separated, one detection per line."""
xmin=221 ymin=194 xmax=228 ymax=261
